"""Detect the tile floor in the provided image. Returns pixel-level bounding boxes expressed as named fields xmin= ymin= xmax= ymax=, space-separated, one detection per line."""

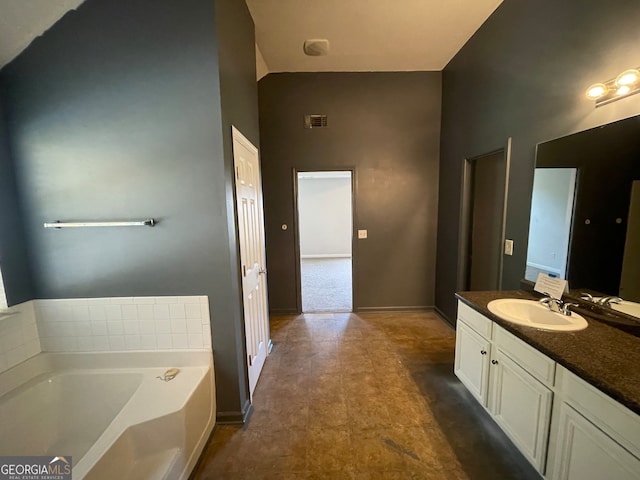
xmin=193 ymin=312 xmax=540 ymax=479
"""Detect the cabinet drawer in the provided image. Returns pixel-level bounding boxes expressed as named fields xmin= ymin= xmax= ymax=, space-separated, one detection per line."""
xmin=457 ymin=301 xmax=492 ymax=339
xmin=556 ymin=366 xmax=640 ymax=457
xmin=493 ymin=324 xmax=555 ymax=387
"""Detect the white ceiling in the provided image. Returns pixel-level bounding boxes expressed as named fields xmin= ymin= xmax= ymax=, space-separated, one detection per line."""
xmin=246 ymin=0 xmax=504 ymax=73
xmin=0 ymin=0 xmax=85 ymax=68
xmin=0 ymin=0 xmax=503 ymax=73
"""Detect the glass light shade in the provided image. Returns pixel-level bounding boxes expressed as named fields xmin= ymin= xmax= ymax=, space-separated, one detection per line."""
xmin=616 ymin=85 xmax=631 ymax=96
xmin=586 ymin=83 xmax=607 ymax=99
xmin=615 ymin=69 xmax=640 ymax=86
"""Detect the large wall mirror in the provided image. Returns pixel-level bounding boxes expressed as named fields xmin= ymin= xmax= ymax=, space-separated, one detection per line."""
xmin=525 ymin=115 xmax=640 ymax=313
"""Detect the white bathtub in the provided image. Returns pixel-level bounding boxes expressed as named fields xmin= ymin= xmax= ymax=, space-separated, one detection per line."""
xmin=0 ymin=351 xmax=215 ymax=480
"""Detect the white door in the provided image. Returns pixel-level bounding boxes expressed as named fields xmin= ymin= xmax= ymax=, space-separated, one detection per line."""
xmin=232 ymin=126 xmax=270 ymax=400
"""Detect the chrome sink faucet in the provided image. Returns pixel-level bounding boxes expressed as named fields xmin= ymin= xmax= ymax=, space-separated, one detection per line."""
xmin=560 ymin=302 xmax=579 ymax=316
xmin=580 ymin=293 xmax=623 ymax=307
xmin=539 ymin=295 xmax=578 ymax=316
xmin=539 ymin=296 xmax=562 ymax=313
xmin=598 ymin=296 xmax=623 ymax=307
xmin=580 ymin=293 xmax=594 ymax=302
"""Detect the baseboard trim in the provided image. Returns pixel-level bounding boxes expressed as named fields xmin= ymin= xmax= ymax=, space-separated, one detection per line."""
xmin=433 ymin=306 xmax=454 ymax=327
xmin=216 ymin=411 xmax=243 ymax=424
xmin=355 ymin=305 xmax=433 ymax=313
xmin=216 ymin=398 xmax=253 ymax=425
xmin=526 ymin=261 xmax=563 ymax=276
xmin=269 ymin=308 xmax=299 ymax=315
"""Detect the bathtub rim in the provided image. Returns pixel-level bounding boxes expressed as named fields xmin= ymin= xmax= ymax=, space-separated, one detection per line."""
xmin=0 ymin=350 xmax=213 ymax=398
xmin=0 ymin=350 xmax=216 ymax=480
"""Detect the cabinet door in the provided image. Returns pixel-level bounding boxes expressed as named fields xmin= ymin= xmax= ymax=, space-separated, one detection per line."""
xmin=454 ymin=320 xmax=491 ymax=406
xmin=549 ymin=403 xmax=640 ymax=480
xmin=489 ymin=348 xmax=553 ymax=473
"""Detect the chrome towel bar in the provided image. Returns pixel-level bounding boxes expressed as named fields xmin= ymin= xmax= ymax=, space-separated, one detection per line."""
xmin=44 ymin=219 xmax=156 ymax=229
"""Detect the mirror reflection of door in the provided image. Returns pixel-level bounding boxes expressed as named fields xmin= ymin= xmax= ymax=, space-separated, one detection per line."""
xmin=466 ymin=151 xmax=507 ymax=291
xmin=525 ymin=168 xmax=577 ymax=282
xmin=532 ymin=116 xmax=640 ymax=297
xmin=621 ymin=181 xmax=640 ymax=302
xmin=296 ymin=171 xmax=353 ymax=313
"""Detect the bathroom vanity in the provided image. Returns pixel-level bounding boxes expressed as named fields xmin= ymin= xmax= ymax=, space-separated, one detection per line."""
xmin=454 ymin=290 xmax=640 ymax=480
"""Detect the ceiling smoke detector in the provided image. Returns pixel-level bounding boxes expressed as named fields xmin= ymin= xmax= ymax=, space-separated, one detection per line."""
xmin=303 ymin=39 xmax=330 ymax=56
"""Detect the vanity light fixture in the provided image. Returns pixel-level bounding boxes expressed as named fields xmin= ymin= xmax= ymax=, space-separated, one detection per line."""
xmin=586 ymin=66 xmax=640 ymax=107
xmin=616 ymin=68 xmax=640 ymax=86
xmin=586 ymin=83 xmax=607 ymax=99
xmin=617 ymin=85 xmax=631 ymax=96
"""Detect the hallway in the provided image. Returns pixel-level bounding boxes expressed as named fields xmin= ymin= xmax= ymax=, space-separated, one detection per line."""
xmin=194 ymin=312 xmax=539 ymax=479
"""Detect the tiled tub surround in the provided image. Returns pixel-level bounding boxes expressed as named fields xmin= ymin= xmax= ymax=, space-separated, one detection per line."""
xmin=35 ymin=296 xmax=212 ymax=353
xmin=0 ymin=301 xmax=40 ymax=372
xmin=0 ymin=295 xmax=211 ymax=375
xmin=0 ymin=296 xmax=215 ymax=479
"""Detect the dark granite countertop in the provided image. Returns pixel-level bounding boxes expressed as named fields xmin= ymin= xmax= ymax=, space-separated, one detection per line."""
xmin=455 ymin=290 xmax=640 ymax=416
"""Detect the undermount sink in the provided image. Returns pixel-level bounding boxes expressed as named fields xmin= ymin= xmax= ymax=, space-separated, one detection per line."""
xmin=487 ymin=299 xmax=588 ymax=332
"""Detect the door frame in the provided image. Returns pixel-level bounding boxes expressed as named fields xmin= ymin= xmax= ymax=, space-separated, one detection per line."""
xmin=292 ymin=167 xmax=358 ymax=314
xmin=457 ymin=138 xmax=512 ymax=292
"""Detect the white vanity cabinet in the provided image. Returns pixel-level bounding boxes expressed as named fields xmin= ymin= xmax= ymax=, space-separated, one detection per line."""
xmin=488 ymin=326 xmax=554 ymax=472
xmin=547 ymin=367 xmax=640 ymax=480
xmin=454 ymin=317 xmax=491 ymax=405
xmin=455 ymin=301 xmax=554 ymax=473
xmin=454 ymin=299 xmax=640 ymax=479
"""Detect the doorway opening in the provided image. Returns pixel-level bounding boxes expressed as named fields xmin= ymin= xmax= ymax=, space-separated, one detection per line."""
xmin=459 ymin=141 xmax=511 ymax=291
xmin=295 ymin=170 xmax=353 ymax=313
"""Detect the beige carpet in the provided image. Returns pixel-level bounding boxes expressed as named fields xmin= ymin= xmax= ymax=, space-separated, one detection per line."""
xmin=301 ymin=257 xmax=352 ymax=312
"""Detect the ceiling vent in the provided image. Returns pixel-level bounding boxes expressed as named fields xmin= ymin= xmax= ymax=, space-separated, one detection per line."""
xmin=304 ymin=114 xmax=328 ymax=129
xmin=303 ymin=39 xmax=330 ymax=56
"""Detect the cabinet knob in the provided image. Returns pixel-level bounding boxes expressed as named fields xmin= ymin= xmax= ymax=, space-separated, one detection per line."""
xmin=491 ymin=359 xmax=499 ymax=365
xmin=480 ymin=350 xmax=487 ymax=355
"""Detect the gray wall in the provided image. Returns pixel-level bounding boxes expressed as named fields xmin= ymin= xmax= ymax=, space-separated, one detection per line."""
xmin=214 ymin=0 xmax=261 ymax=419
xmin=0 ymin=100 xmax=34 ymax=305
xmin=259 ymin=72 xmax=441 ymax=313
xmin=436 ymin=0 xmax=640 ymax=322
xmin=0 ymin=0 xmax=259 ymax=420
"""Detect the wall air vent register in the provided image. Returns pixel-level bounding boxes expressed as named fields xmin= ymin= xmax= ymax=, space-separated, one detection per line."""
xmin=304 ymin=115 xmax=328 ymax=129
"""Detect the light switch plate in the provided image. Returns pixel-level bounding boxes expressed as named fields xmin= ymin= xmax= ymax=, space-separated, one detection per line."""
xmin=504 ymin=239 xmax=514 ymax=256
xmin=358 ymin=229 xmax=368 ymax=239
